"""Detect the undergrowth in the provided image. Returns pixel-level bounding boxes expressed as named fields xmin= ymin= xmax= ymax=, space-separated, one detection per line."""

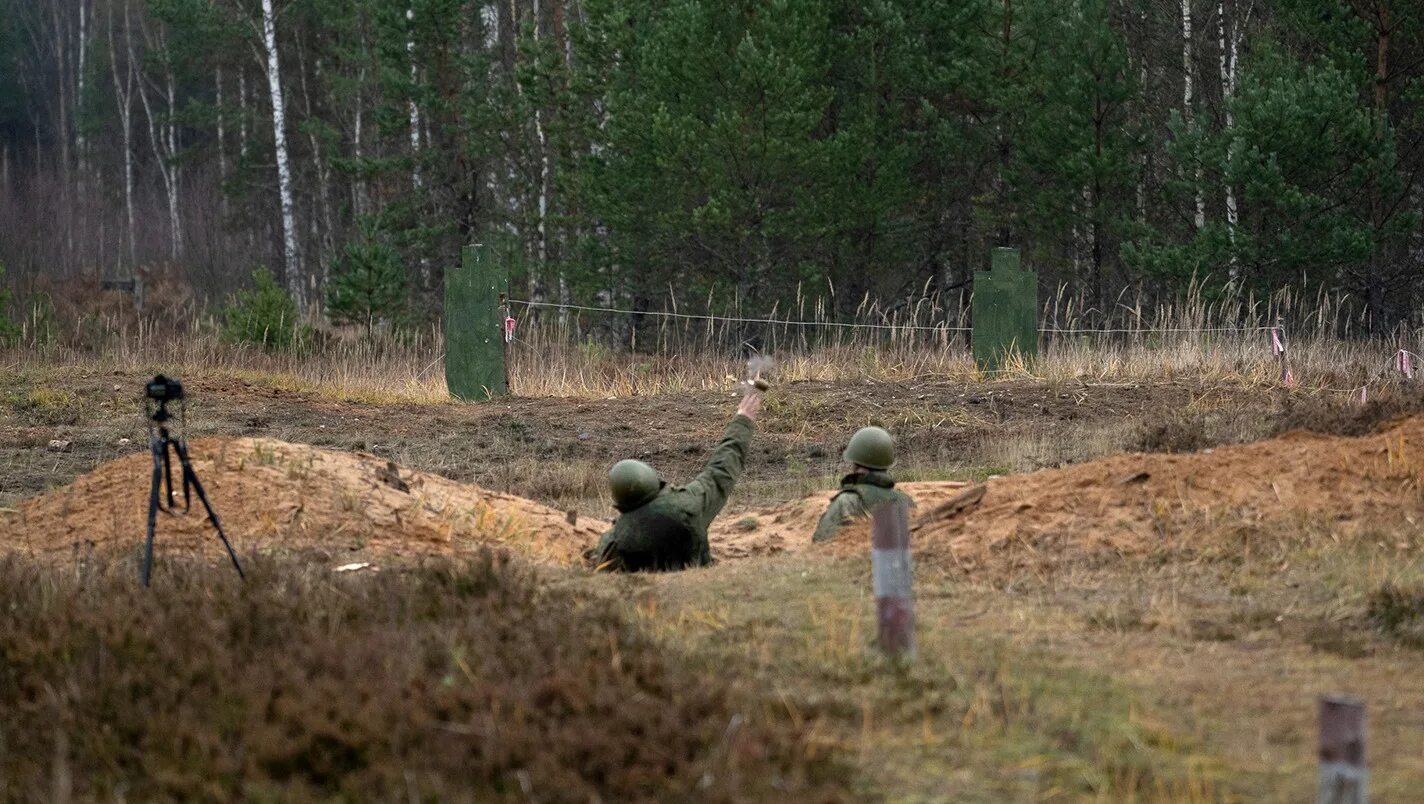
xmin=0 ymin=551 xmax=845 ymax=802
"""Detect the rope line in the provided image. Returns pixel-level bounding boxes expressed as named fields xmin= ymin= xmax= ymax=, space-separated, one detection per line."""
xmin=1038 ymin=325 xmax=1278 ymax=334
xmin=510 ymin=299 xmax=1282 ymax=336
xmin=507 ymin=299 xmax=972 ymax=332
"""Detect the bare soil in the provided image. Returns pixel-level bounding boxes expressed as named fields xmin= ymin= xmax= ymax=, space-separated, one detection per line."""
xmin=1 ymin=367 xmax=1271 ymax=512
xmin=4 ymin=437 xmax=603 ymax=567
xmin=13 ymin=411 xmax=1424 ymax=577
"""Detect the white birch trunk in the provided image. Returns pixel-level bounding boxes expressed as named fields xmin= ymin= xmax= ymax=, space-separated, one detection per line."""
xmin=1137 ymin=7 xmax=1149 ymax=225
xmin=532 ymin=0 xmax=551 ymax=275
xmin=164 ymin=66 xmax=182 ymax=256
xmin=406 ymin=5 xmax=431 ymax=291
xmin=261 ymin=0 xmax=305 ymax=313
xmin=76 ymin=0 xmax=90 ymax=180
xmin=1213 ymin=0 xmax=1247 ymax=283
xmin=1181 ymin=0 xmax=1204 ymax=230
xmin=216 ymin=66 xmax=227 ymax=211
xmin=1217 ymin=0 xmax=1241 ymax=279
xmin=503 ymin=0 xmax=537 ymax=304
xmin=238 ymin=69 xmax=249 ymax=159
xmin=407 ymin=6 xmax=422 ymax=190
xmin=353 ymin=66 xmax=368 ymax=218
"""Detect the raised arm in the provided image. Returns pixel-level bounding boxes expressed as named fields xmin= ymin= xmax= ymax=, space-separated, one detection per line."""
xmin=683 ymin=392 xmax=760 ymax=528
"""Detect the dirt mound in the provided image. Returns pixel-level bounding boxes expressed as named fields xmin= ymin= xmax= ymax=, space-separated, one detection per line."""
xmin=710 ymin=481 xmax=971 ymax=557
xmin=2 ymin=438 xmax=606 ymax=566
xmin=898 ymin=416 xmax=1424 ymax=574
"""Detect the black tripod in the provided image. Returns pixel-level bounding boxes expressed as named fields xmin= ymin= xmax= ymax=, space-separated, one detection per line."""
xmin=142 ymin=375 xmax=245 ymax=586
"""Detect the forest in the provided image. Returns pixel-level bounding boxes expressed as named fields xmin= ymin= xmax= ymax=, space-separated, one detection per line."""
xmin=0 ymin=0 xmax=1420 ymax=331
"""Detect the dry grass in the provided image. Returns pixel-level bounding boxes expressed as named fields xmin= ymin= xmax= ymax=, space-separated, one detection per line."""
xmin=3 ymin=281 xmax=1416 ymax=402
xmin=0 ymin=550 xmax=847 ymax=801
xmin=614 ymin=556 xmax=1237 ymax=801
xmin=606 ymin=529 xmax=1424 ymax=801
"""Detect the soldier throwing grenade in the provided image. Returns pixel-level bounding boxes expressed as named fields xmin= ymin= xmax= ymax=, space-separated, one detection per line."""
xmin=590 ymin=389 xmax=762 ymax=572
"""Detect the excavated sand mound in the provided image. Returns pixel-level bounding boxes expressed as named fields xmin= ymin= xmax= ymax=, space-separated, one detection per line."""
xmin=895 ymin=416 xmax=1424 ymax=574
xmin=2 ymin=438 xmax=606 ymax=566
xmin=12 ymin=416 xmax=1424 ymax=574
xmin=709 ymin=481 xmax=970 ymax=558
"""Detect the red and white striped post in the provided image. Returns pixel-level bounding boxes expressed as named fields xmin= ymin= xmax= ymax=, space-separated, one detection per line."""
xmin=871 ymin=499 xmax=915 ymax=660
xmin=1318 ymin=695 xmax=1367 ymax=804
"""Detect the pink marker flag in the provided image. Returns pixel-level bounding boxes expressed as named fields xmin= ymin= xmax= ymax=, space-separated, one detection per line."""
xmin=1396 ymin=349 xmax=1414 ymax=380
xmin=1271 ymin=327 xmax=1285 ymax=356
xmin=504 ymin=316 xmax=516 ymax=343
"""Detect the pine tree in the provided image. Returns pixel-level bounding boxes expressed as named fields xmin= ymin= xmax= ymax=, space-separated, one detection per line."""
xmin=326 ymin=223 xmax=408 ymax=333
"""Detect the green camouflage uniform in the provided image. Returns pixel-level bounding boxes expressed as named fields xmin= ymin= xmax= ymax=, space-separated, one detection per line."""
xmin=593 ymin=414 xmax=754 ymax=571
xmin=812 ymin=471 xmax=911 ymax=543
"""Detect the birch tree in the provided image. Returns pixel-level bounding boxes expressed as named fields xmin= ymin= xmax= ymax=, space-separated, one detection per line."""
xmin=260 ymin=0 xmax=304 ymax=313
xmin=1181 ymin=0 xmax=1204 ymax=230
xmin=406 ymin=5 xmax=421 ymax=192
xmin=1216 ymin=0 xmax=1249 ymax=278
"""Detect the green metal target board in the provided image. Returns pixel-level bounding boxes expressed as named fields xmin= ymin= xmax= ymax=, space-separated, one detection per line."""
xmin=444 ymin=244 xmax=508 ymax=399
xmin=972 ymin=247 xmax=1038 ymax=372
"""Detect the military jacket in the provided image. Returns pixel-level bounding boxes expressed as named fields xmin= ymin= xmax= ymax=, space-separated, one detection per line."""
xmin=593 ymin=414 xmax=754 ymax=571
xmin=811 ymin=471 xmax=911 ymax=543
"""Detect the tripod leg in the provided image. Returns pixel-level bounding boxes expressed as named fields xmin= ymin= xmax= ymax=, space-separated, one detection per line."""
xmin=143 ymin=437 xmax=164 ymax=587
xmin=161 ymin=428 xmax=178 ymax=510
xmin=172 ymin=439 xmax=245 ymax=580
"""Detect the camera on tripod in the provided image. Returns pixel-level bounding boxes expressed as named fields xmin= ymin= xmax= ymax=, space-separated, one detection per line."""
xmin=145 ymin=374 xmax=184 ymax=403
xmin=140 ymin=373 xmax=244 ymax=586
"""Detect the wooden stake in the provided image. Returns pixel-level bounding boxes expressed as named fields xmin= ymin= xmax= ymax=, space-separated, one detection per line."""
xmin=871 ymin=499 xmax=915 ymax=660
xmin=1318 ymin=695 xmax=1367 ymax=804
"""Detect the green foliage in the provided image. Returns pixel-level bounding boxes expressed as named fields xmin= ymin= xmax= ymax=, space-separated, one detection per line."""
xmin=221 ymin=267 xmax=307 ymax=350
xmin=569 ymin=0 xmax=989 ymax=309
xmin=0 ymin=262 xmax=18 ymax=345
xmin=6 ymin=0 xmax=1424 ymax=328
xmin=326 ymin=223 xmax=408 ymax=331
xmin=1128 ymin=39 xmax=1419 ymax=298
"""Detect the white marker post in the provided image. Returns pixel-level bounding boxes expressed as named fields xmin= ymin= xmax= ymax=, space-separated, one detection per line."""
xmin=1318 ymin=695 xmax=1367 ymax=804
xmin=871 ymin=499 xmax=915 ymax=660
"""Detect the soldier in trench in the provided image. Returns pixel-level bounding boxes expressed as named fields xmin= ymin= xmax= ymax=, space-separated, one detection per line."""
xmin=812 ymin=426 xmax=913 ymax=543
xmin=589 ymin=389 xmax=761 ymax=572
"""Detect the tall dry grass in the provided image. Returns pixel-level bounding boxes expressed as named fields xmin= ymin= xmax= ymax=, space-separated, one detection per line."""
xmin=1 ymin=282 xmax=1415 ymax=401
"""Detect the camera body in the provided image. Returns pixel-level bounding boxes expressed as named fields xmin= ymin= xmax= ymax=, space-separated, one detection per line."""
xmin=146 ymin=375 xmax=185 ymax=403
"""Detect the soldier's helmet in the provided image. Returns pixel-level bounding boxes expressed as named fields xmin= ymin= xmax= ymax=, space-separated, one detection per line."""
xmin=609 ymin=459 xmax=661 ymax=511
xmin=843 ymin=426 xmax=895 ymax=470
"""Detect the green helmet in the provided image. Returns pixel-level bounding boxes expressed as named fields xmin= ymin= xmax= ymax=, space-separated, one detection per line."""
xmin=609 ymin=459 xmax=661 ymax=511
xmin=843 ymin=426 xmax=895 ymax=470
